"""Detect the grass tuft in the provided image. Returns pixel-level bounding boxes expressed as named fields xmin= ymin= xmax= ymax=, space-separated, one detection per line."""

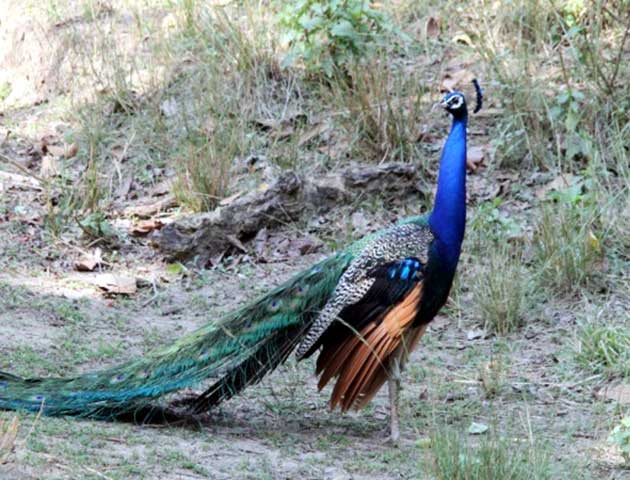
xmin=327 ymin=58 xmax=428 ymax=164
xmin=575 ymin=322 xmax=630 ymax=379
xmin=472 ymin=248 xmax=532 ymax=335
xmin=424 ymin=427 xmax=551 ymax=480
xmin=532 ymin=195 xmax=603 ymax=295
xmin=173 ymin=117 xmax=245 ymax=212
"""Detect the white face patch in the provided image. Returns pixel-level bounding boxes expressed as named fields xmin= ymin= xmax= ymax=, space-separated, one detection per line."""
xmin=448 ymin=95 xmax=463 ymax=109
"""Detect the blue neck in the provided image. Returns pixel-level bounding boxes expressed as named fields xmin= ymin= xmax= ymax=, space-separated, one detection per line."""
xmin=429 ymin=114 xmax=467 ymax=266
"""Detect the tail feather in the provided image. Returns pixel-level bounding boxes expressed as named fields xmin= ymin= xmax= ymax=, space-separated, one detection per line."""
xmin=0 ymin=253 xmax=352 ymax=418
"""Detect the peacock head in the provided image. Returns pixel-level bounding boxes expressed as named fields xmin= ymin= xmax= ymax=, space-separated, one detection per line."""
xmin=440 ymin=79 xmax=483 ymax=119
xmin=440 ymin=92 xmax=467 ymax=118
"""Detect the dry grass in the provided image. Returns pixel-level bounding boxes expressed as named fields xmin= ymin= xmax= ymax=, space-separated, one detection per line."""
xmin=472 ymin=247 xmax=532 ymax=335
xmin=533 ymin=196 xmax=603 ymax=295
xmin=326 ymin=58 xmax=429 ymax=164
xmin=0 ymin=414 xmax=19 ymax=465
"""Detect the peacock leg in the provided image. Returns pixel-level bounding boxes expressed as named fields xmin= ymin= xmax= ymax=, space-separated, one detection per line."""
xmin=388 ymin=354 xmax=402 ymax=443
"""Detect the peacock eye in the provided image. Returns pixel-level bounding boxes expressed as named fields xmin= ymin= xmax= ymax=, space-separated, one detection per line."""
xmin=269 ymin=299 xmax=282 ymax=312
xmin=31 ymin=394 xmax=45 ymax=402
xmin=110 ymin=374 xmax=126 ymax=384
xmin=295 ymin=285 xmax=307 ymax=296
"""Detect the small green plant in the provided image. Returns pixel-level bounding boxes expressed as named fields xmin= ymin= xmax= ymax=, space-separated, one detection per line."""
xmin=467 ymin=200 xmax=530 ymax=334
xmin=467 ymin=199 xmax=524 ymax=254
xmin=280 ymin=0 xmax=397 ymax=76
xmin=424 ymin=427 xmax=550 ymax=480
xmin=0 ymin=82 xmax=11 ymax=102
xmin=479 ymin=357 xmax=507 ymax=399
xmin=78 ymin=211 xmax=117 ymax=240
xmin=608 ymin=417 xmax=630 ymax=466
xmin=575 ymin=323 xmax=630 ymax=378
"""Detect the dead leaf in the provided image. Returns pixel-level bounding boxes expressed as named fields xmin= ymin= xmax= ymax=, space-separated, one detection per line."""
xmin=351 ymin=211 xmax=370 ymax=235
xmin=292 ymin=235 xmax=323 ymax=255
xmin=45 ymin=145 xmax=66 ymax=158
xmin=467 ymin=329 xmax=484 ymax=341
xmin=149 ymin=179 xmax=173 ymax=197
xmin=318 ymin=135 xmax=351 ymax=160
xmin=116 ymin=174 xmax=134 ymax=200
xmin=535 ymin=174 xmax=577 ymax=199
xmin=254 ymin=111 xmax=307 ymax=140
xmin=473 ymin=108 xmax=503 ymax=118
xmin=75 ymin=248 xmax=104 ymax=272
xmin=254 ymin=228 xmax=269 ymax=259
xmin=468 ymin=422 xmax=489 ymax=435
xmin=415 ymin=126 xmax=439 ymax=143
xmin=452 ymin=32 xmax=473 ymax=46
xmin=111 ymin=144 xmax=125 ymax=161
xmin=425 ymin=17 xmax=440 ymax=38
xmin=467 ymin=145 xmax=486 ymax=172
xmin=129 ymin=219 xmax=165 ymax=236
xmin=270 ymin=126 xmax=294 ymax=141
xmin=124 ymin=195 xmax=177 ymax=218
xmin=40 ymin=155 xmax=60 ymax=178
xmin=0 ymin=171 xmax=42 ymax=191
xmin=95 ymin=274 xmax=137 ymax=295
xmin=65 ymin=143 xmax=79 ymax=159
xmin=226 ymin=234 xmax=247 ymax=252
xmin=253 ymin=118 xmax=277 ymax=131
xmin=160 ymin=98 xmax=179 ymax=117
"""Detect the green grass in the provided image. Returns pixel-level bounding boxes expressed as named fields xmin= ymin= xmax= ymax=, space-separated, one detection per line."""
xmin=423 ymin=427 xmax=551 ymax=480
xmin=575 ymin=322 xmax=630 ymax=379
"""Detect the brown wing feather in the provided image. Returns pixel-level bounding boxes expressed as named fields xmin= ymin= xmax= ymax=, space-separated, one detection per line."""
xmin=317 ymin=283 xmax=426 ymax=411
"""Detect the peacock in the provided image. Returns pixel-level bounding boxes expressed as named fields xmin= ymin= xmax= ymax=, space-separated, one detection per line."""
xmin=0 ymin=80 xmax=482 ymax=441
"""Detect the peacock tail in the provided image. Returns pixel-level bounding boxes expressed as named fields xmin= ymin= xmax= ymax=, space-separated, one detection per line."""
xmin=0 ymin=251 xmax=355 ymax=418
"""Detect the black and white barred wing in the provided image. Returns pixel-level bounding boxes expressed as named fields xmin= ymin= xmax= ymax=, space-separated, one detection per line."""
xmin=295 ymin=222 xmax=433 ymax=359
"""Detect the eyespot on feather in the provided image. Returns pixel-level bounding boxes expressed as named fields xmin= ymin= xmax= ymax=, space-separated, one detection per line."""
xmin=269 ymin=299 xmax=282 ymax=312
